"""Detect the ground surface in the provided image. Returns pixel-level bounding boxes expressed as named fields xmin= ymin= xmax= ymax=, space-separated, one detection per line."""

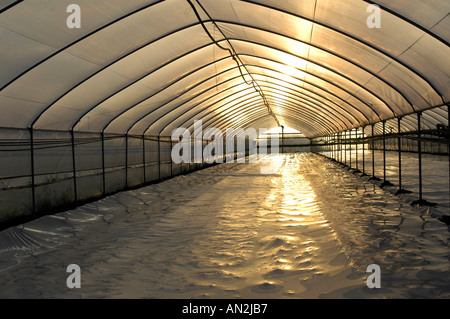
xmin=0 ymin=153 xmax=449 ymax=298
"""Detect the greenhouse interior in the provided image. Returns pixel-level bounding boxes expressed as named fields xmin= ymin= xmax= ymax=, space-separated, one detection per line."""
xmin=0 ymin=0 xmax=449 ymax=300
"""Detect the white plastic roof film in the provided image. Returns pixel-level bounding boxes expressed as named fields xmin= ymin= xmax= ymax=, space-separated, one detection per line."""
xmin=0 ymin=0 xmax=449 ymax=138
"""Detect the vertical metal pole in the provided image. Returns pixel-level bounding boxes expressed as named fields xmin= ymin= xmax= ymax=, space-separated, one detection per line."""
xmin=383 ymin=120 xmax=387 ymax=183
xmin=330 ymin=134 xmax=332 ymax=157
xmin=336 ymin=133 xmax=339 ymax=161
xmin=101 ymin=131 xmax=106 ymax=196
xmin=333 ymin=134 xmax=336 ymax=159
xmin=158 ymin=135 xmax=161 ymax=180
xmin=362 ymin=126 xmax=366 ymax=175
xmin=372 ymin=124 xmax=376 ymax=178
xmin=344 ymin=131 xmax=347 ymax=165
xmin=397 ymin=117 xmax=402 ymax=192
xmin=417 ymin=112 xmax=423 ymax=201
xmin=336 ymin=132 xmax=339 ymax=162
xmin=170 ymin=140 xmax=173 ymax=176
xmin=71 ymin=130 xmax=78 ymax=203
xmin=332 ymin=133 xmax=335 ymax=160
xmin=29 ymin=127 xmax=36 ymax=214
xmin=349 ymin=129 xmax=352 ymax=168
xmin=355 ymin=128 xmax=359 ymax=171
xmin=125 ymin=134 xmax=128 ymax=189
xmin=337 ymin=132 xmax=339 ymax=161
xmin=188 ymin=139 xmax=191 ymax=172
xmin=142 ymin=134 xmax=146 ymax=184
xmin=328 ymin=134 xmax=330 ymax=158
xmin=328 ymin=134 xmax=331 ymax=157
xmin=281 ymin=126 xmax=284 ymax=154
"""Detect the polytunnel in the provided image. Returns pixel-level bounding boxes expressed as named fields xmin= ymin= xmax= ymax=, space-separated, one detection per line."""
xmin=0 ymin=0 xmax=449 ymax=300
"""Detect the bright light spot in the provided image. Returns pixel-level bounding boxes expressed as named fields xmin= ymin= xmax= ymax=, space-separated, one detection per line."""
xmin=263 ymin=127 xmax=301 ymax=134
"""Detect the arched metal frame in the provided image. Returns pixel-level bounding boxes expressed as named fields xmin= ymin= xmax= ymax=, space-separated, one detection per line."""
xmin=145 ymin=64 xmax=370 ymax=138
xmin=1 ymin=0 xmax=448 ymax=220
xmin=1 ymin=3 xmax=444 ymax=137
xmin=239 ymin=0 xmax=446 ymax=102
xmin=81 ymin=39 xmax=384 ymax=136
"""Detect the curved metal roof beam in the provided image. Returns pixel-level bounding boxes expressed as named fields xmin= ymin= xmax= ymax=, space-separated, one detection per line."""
xmin=157 ymin=91 xmax=264 ymax=135
xmin=246 ymin=64 xmax=374 ymax=123
xmin=211 ymin=24 xmax=417 ymax=114
xmin=253 ymin=74 xmax=359 ymax=124
xmin=107 ymin=69 xmax=247 ymax=134
xmin=240 ymin=0 xmax=446 ymax=103
xmin=205 ymin=103 xmax=335 ymax=138
xmin=257 ymin=82 xmax=349 ymax=129
xmin=29 ymin=19 xmax=410 ymax=132
xmin=32 ymin=19 xmax=413 ymax=131
xmin=199 ymin=100 xmax=335 ymax=138
xmin=137 ymin=83 xmax=266 ymax=136
xmin=129 ymin=64 xmax=370 ymax=137
xmin=165 ymin=96 xmax=265 ymax=136
xmin=237 ymin=52 xmax=398 ymax=118
xmin=166 ymin=75 xmax=351 ymax=136
xmin=239 ymin=112 xmax=324 ymax=138
xmin=158 ymin=73 xmax=359 ymax=137
xmin=362 ymin=0 xmax=449 ymax=47
xmin=109 ymin=49 xmax=372 ymax=135
xmin=5 ymin=3 xmax=444 ymax=137
xmin=63 ymin=42 xmax=230 ymax=130
xmin=0 ymin=0 xmax=23 ymax=13
xmin=261 ymin=95 xmax=342 ymax=132
xmin=1 ymin=0 xmax=166 ymax=91
xmin=257 ymin=88 xmax=347 ymax=130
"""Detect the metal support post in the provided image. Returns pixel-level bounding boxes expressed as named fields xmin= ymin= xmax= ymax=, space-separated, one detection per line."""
xmin=381 ymin=121 xmax=393 ymax=188
xmin=125 ymin=134 xmax=128 ymax=189
xmin=344 ymin=131 xmax=347 ymax=166
xmin=101 ymin=131 xmax=106 ymax=195
xmin=158 ymin=135 xmax=161 ymax=180
xmin=395 ymin=117 xmax=410 ymax=195
xmin=29 ymin=127 xmax=36 ymax=214
xmin=349 ymin=129 xmax=352 ymax=169
xmin=369 ymin=124 xmax=381 ymax=181
xmin=362 ymin=126 xmax=366 ymax=175
xmin=355 ymin=129 xmax=359 ymax=171
xmin=372 ymin=124 xmax=375 ymax=177
xmin=71 ymin=130 xmax=78 ymax=202
xmin=142 ymin=134 xmax=146 ymax=183
xmin=411 ymin=112 xmax=435 ymax=206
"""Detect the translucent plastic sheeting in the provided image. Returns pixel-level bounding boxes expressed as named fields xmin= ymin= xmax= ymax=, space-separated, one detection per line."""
xmin=40 ymin=25 xmax=214 ymax=132
xmin=371 ymin=0 xmax=450 ymax=43
xmin=221 ymin=24 xmax=407 ymax=115
xmin=1 ymin=154 xmax=448 ymax=298
xmin=114 ymin=61 xmax=244 ymax=135
xmin=157 ymin=86 xmax=261 ymax=136
xmin=362 ymin=106 xmax=450 ymax=136
xmin=73 ymin=132 xmax=103 ymax=200
xmin=203 ymin=0 xmax=448 ymax=105
xmin=0 ymin=128 xmax=33 ymax=222
xmin=0 ymin=0 xmax=448 ymax=138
